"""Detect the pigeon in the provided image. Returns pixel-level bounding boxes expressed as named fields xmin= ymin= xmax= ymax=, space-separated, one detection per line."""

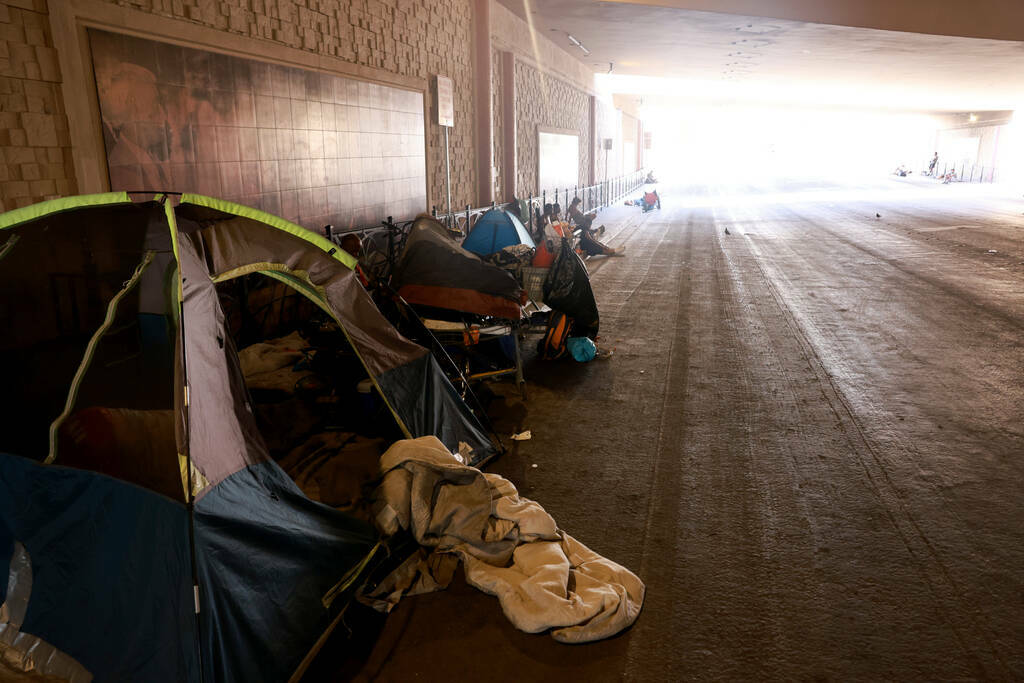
xmin=875 ymin=213 xmax=881 ymax=218
xmin=724 ymin=227 xmax=731 ymax=235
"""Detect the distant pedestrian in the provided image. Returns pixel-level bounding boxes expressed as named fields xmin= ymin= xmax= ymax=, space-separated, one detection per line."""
xmin=928 ymin=152 xmax=938 ymax=176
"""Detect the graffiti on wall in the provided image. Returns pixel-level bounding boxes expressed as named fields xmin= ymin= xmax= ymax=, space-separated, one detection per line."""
xmin=89 ymin=29 xmax=427 ymax=230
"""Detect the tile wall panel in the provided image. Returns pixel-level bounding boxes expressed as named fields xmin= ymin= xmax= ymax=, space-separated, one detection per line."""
xmin=89 ymin=29 xmax=426 ymax=230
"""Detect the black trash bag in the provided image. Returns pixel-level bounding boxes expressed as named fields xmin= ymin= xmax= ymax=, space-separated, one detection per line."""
xmin=543 ymin=240 xmax=599 ymax=338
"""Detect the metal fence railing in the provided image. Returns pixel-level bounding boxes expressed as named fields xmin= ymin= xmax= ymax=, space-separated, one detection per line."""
xmin=430 ymin=168 xmax=649 ymax=239
xmin=925 ymin=161 xmax=999 ymax=184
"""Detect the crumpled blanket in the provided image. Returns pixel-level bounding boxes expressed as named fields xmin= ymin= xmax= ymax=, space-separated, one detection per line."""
xmin=237 ymin=330 xmax=313 ymax=392
xmin=364 ymin=436 xmax=644 ymax=643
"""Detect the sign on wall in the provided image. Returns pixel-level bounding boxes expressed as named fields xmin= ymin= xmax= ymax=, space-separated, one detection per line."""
xmin=435 ymin=75 xmax=454 ymax=128
xmin=89 ymin=30 xmax=428 ymax=229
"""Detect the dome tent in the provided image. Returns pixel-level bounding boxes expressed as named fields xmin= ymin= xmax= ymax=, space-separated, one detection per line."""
xmin=0 ymin=192 xmax=496 ymax=681
xmin=462 ymin=207 xmax=535 ymax=257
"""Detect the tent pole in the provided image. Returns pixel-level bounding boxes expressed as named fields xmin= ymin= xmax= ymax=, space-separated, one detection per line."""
xmin=180 ymin=298 xmax=206 ymax=683
xmin=169 ymin=194 xmax=206 ymax=683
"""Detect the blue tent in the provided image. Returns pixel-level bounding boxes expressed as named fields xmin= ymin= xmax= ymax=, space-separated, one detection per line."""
xmin=463 ymin=208 xmax=535 ymax=256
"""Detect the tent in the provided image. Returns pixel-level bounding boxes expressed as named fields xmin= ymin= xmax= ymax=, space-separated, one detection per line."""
xmin=462 ymin=208 xmax=534 ymax=257
xmin=0 ymin=193 xmax=496 ymax=682
xmin=392 ymin=215 xmax=526 ymax=319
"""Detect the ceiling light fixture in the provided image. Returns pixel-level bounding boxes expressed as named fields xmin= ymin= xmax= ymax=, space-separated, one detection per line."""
xmin=969 ymin=113 xmax=978 ymax=122
xmin=567 ymin=34 xmax=590 ymax=56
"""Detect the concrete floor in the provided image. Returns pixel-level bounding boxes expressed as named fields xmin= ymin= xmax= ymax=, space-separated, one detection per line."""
xmin=348 ymin=178 xmax=1024 ymax=681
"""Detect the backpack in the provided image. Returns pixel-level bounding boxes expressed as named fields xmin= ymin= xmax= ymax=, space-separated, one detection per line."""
xmin=539 ymin=311 xmax=572 ymax=360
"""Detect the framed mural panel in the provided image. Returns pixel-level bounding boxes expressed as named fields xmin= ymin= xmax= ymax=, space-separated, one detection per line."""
xmin=537 ymin=128 xmax=579 ymax=195
xmin=89 ymin=29 xmax=427 ymax=230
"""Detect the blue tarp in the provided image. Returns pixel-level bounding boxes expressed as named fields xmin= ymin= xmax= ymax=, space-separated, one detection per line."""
xmin=463 ymin=209 xmax=534 ymax=256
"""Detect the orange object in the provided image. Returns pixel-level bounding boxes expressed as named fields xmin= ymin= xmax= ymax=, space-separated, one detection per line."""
xmin=533 ymin=240 xmax=555 ymax=267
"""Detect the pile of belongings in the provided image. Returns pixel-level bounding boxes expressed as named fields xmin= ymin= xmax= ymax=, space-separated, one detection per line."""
xmin=391 ymin=215 xmax=526 ymax=320
xmin=543 ymin=242 xmax=600 ymax=339
xmin=362 ymin=436 xmax=645 ymax=643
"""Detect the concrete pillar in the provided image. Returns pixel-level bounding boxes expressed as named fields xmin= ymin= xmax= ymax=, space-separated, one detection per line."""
xmin=473 ymin=0 xmax=493 ymax=206
xmin=501 ymin=50 xmax=517 ymax=200
xmin=589 ymin=95 xmax=597 ymax=184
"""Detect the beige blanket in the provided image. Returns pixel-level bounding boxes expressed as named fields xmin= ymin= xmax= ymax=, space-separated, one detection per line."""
xmin=237 ymin=330 xmax=313 ymax=392
xmin=365 ymin=437 xmax=644 ymax=643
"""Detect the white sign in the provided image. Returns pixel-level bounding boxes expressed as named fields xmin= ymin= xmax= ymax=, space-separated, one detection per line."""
xmin=435 ymin=75 xmax=454 ymax=128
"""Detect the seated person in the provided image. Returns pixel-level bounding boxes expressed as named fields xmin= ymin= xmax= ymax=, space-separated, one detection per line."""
xmin=568 ymin=197 xmax=604 ymax=236
xmin=569 ymin=196 xmax=622 ymax=258
xmin=645 ymin=170 xmax=658 ymax=184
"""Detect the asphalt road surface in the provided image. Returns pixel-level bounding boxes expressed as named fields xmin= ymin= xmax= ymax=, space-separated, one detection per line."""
xmin=348 ymin=178 xmax=1024 ymax=681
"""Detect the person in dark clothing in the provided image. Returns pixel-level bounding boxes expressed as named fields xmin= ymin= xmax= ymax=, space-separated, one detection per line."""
xmin=569 ymin=197 xmax=622 ymax=257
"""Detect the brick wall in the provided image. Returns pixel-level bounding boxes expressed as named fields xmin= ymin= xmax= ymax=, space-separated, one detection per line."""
xmin=0 ymin=1 xmax=76 ymax=211
xmin=2 ymin=0 xmax=478 ymax=214
xmin=513 ymin=59 xmax=591 ymax=198
xmin=489 ymin=0 xmax=592 ymax=94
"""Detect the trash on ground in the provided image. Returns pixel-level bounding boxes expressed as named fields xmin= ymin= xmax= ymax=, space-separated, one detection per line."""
xmin=987 ymin=249 xmax=998 ymax=253
xmin=531 ymin=463 xmax=538 ymax=468
xmin=511 ymin=430 xmax=532 ymax=441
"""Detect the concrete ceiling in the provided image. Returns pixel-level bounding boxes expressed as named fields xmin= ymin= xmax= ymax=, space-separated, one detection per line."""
xmin=500 ymin=0 xmax=1024 ymax=112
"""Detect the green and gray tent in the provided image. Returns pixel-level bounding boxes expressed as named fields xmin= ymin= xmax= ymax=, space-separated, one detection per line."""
xmin=0 ymin=193 xmax=495 ymax=681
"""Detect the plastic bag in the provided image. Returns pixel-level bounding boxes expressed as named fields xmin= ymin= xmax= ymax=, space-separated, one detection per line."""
xmin=567 ymin=336 xmax=596 ymax=362
xmin=543 ymin=240 xmax=599 ymax=338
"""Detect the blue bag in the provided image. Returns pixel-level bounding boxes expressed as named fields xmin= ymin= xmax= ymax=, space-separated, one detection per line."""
xmin=566 ymin=336 xmax=596 ymax=362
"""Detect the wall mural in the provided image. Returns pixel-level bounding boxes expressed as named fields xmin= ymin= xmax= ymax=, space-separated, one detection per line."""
xmin=89 ymin=29 xmax=427 ymax=231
